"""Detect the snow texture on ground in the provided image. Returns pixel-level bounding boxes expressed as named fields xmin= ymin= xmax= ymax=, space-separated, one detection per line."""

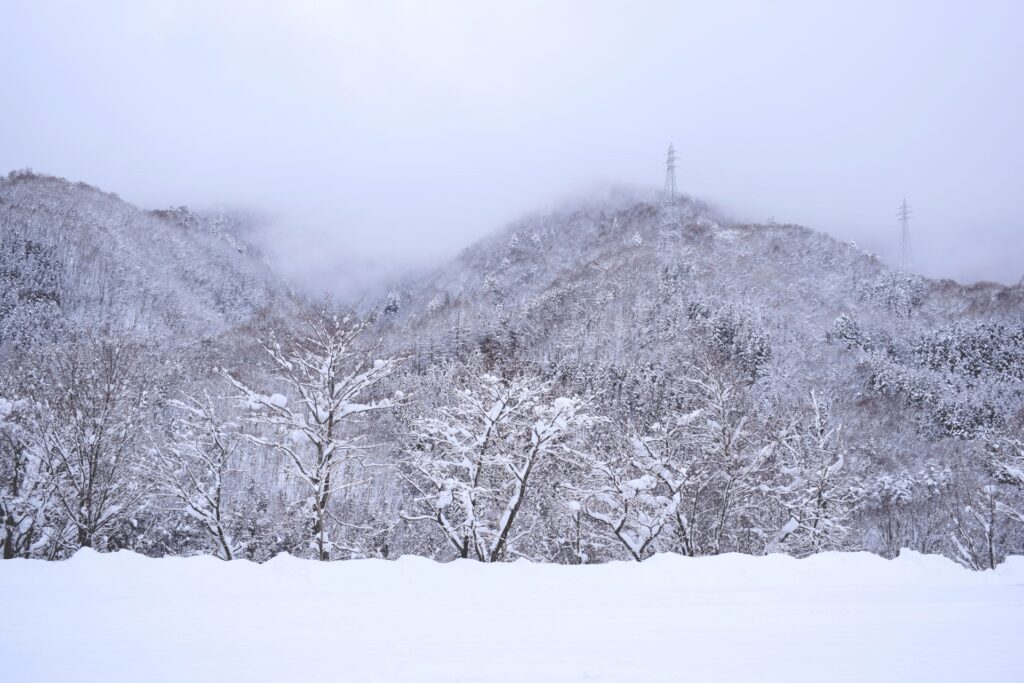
xmin=2 ymin=550 xmax=1022 ymax=682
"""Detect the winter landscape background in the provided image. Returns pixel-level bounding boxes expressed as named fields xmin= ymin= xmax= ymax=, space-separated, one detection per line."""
xmin=1 ymin=2 xmax=1023 ymax=681
xmin=1 ymin=170 xmax=1021 ymax=567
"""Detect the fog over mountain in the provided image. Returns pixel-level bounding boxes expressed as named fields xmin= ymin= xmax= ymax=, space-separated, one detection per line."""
xmin=1 ymin=1 xmax=1022 ymax=291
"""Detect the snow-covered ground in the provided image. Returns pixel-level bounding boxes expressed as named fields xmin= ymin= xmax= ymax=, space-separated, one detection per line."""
xmin=2 ymin=550 xmax=1022 ymax=682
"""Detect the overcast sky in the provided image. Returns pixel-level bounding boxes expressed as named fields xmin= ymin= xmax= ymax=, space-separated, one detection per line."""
xmin=2 ymin=1 xmax=1021 ymax=289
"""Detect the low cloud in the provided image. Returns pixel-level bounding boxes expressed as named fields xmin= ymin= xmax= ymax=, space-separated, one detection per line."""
xmin=2 ymin=1 xmax=1021 ymax=289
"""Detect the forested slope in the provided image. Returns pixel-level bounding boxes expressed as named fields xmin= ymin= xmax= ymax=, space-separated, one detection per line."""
xmin=0 ymin=170 xmax=288 ymax=355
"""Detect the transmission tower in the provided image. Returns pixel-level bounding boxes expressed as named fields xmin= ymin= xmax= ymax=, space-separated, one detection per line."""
xmin=660 ymin=144 xmax=681 ymax=240
xmin=898 ymin=198 xmax=912 ymax=271
xmin=664 ymin=143 xmax=677 ymax=201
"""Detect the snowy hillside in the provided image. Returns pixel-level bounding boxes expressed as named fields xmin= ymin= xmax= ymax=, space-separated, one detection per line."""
xmin=376 ymin=192 xmax=1024 ymax=446
xmin=2 ymin=549 xmax=1022 ymax=682
xmin=363 ymin=193 xmax=1024 ymax=565
xmin=0 ymin=170 xmax=288 ymax=352
xmin=1 ymin=176 xmax=1022 ymax=570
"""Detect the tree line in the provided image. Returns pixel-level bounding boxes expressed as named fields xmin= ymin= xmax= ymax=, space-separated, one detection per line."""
xmin=2 ymin=309 xmax=1021 ymax=567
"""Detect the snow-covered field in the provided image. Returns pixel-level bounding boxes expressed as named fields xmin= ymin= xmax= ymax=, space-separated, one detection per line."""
xmin=2 ymin=550 xmax=1022 ymax=682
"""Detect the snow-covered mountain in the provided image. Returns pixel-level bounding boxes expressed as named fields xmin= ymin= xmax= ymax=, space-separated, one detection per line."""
xmin=1 ymin=174 xmax=1021 ymax=567
xmin=376 ymin=191 xmax=1023 ymax=444
xmin=0 ymin=170 xmax=290 ymax=355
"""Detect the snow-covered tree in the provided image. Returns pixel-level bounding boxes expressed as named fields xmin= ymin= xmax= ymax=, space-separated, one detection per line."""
xmin=0 ymin=235 xmax=65 ymax=353
xmin=859 ymin=271 xmax=925 ymax=318
xmin=828 ymin=314 xmax=870 ymax=351
xmin=949 ymin=483 xmax=1005 ymax=570
xmin=676 ymin=372 xmax=778 ymax=555
xmin=568 ymin=368 xmax=781 ymax=560
xmin=224 ymin=313 xmax=402 ymax=560
xmin=568 ymin=445 xmax=678 ymax=561
xmin=150 ymin=392 xmax=241 ymax=560
xmin=769 ymin=393 xmax=856 ymax=555
xmin=402 ymin=372 xmax=594 ymax=562
xmin=859 ymin=463 xmax=954 ymax=558
xmin=27 ymin=339 xmax=149 ymax=551
xmin=986 ymin=432 xmax=1024 ymax=525
xmin=684 ymin=303 xmax=773 ymax=381
xmin=623 ymin=408 xmax=717 ymax=558
xmin=950 ymin=431 xmax=1024 ymax=569
xmin=0 ymin=395 xmax=54 ymax=558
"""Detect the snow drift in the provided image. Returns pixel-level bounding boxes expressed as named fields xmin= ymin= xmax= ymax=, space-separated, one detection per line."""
xmin=2 ymin=550 xmax=1022 ymax=682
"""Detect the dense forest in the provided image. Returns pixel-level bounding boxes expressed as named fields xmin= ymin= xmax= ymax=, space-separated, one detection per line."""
xmin=2 ymin=171 xmax=1022 ymax=568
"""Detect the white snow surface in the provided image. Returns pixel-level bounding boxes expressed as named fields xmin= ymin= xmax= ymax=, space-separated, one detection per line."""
xmin=2 ymin=550 xmax=1022 ymax=682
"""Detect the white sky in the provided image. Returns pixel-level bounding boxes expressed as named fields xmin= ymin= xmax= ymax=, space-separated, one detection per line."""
xmin=2 ymin=1 xmax=1022 ymax=288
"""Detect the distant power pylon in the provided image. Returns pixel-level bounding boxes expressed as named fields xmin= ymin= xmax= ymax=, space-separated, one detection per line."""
xmin=664 ymin=143 xmax=677 ymax=201
xmin=661 ymin=144 xmax=680 ymax=238
xmin=898 ymin=198 xmax=912 ymax=271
